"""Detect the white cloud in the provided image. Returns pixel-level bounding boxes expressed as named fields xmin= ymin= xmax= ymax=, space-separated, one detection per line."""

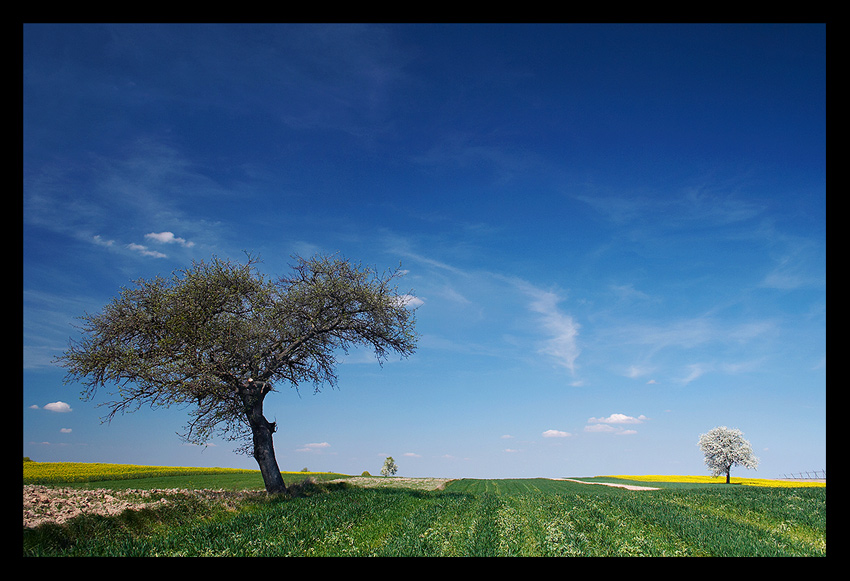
xmin=587 ymin=413 xmax=647 ymax=425
xmin=542 ymin=429 xmax=571 ymax=438
xmin=60 ymin=428 xmax=72 ymax=433
xmin=145 ymin=231 xmax=195 ymax=247
xmin=297 ymin=442 xmax=331 ymax=452
xmin=43 ymin=401 xmax=72 ymax=413
xmin=678 ymin=363 xmax=710 ymax=384
xmin=584 ymin=424 xmax=638 ymax=436
xmin=521 ymin=286 xmax=581 ymax=374
xmin=585 ymin=413 xmax=647 ymax=435
xmin=127 ymin=243 xmax=167 ymax=258
xmin=92 ymin=235 xmax=114 ymax=247
xmin=584 ymin=424 xmax=615 ymax=433
xmin=625 ymin=365 xmax=655 ymax=379
xmin=397 ymin=294 xmax=424 ymax=308
xmin=403 ymin=452 xmax=421 ymax=458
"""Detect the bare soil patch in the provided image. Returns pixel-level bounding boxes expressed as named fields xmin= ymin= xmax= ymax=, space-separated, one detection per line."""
xmin=330 ymin=476 xmax=455 ymax=491
xmin=23 ymin=485 xmax=265 ymax=529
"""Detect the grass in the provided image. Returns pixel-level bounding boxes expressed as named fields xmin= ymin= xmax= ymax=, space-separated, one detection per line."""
xmin=22 ymin=462 xmax=826 ymax=557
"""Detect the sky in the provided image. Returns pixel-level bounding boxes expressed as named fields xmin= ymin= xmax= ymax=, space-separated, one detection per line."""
xmin=23 ymin=23 xmax=826 ymax=480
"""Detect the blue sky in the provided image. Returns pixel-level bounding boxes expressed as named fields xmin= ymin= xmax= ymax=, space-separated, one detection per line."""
xmin=23 ymin=23 xmax=825 ymax=479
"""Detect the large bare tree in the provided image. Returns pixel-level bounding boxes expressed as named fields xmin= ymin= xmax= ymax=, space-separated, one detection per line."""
xmin=57 ymin=254 xmax=418 ymax=493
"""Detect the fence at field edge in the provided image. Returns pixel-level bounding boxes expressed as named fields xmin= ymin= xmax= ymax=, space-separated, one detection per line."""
xmin=778 ymin=470 xmax=825 ymax=480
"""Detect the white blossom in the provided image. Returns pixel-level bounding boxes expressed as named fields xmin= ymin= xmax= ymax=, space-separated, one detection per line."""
xmin=698 ymin=426 xmax=759 ymax=481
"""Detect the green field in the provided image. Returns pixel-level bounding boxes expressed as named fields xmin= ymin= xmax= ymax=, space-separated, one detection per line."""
xmin=23 ymin=463 xmax=826 ymax=557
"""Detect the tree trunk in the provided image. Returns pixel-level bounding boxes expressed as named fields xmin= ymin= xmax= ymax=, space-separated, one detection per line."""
xmin=250 ymin=415 xmax=287 ymax=493
xmin=725 ymin=468 xmax=731 ymax=484
xmin=242 ymin=382 xmax=286 ymax=494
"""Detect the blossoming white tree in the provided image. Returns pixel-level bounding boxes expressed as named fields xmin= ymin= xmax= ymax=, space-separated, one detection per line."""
xmin=381 ymin=456 xmax=398 ymax=477
xmin=698 ymin=426 xmax=759 ymax=483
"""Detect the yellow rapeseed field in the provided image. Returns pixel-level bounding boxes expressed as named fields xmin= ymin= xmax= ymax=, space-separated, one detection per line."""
xmin=603 ymin=474 xmax=825 ymax=488
xmin=23 ymin=461 xmax=259 ymax=485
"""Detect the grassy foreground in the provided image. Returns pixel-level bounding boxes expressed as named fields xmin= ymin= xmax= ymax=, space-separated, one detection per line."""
xmin=23 ymin=462 xmax=826 ymax=557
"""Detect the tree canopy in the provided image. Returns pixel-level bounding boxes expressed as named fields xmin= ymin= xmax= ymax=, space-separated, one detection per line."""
xmin=381 ymin=456 xmax=398 ymax=477
xmin=698 ymin=426 xmax=759 ymax=483
xmin=57 ymin=253 xmax=418 ymax=492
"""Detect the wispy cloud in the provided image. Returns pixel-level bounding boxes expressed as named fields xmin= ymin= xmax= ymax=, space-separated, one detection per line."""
xmin=411 ymin=131 xmax=541 ymax=186
xmin=126 ymin=242 xmax=167 ymax=258
xmin=611 ymin=316 xmax=775 ymax=360
xmin=92 ymin=235 xmax=114 ymax=247
xmin=609 ymin=283 xmax=652 ymax=303
xmin=542 ymin=429 xmax=571 ymax=438
xmin=760 ymin=237 xmax=825 ymax=290
xmin=385 ymin=242 xmax=582 ymax=374
xmin=297 ymin=442 xmax=331 ymax=453
xmin=584 ymin=423 xmax=619 ymax=433
xmin=572 ymin=185 xmax=764 ymax=228
xmin=624 ymin=365 xmax=654 ymax=379
xmin=677 ymin=363 xmax=710 ymax=384
xmin=517 ymin=283 xmax=581 ymax=374
xmin=25 ymin=139 xmax=223 ymax=258
xmin=587 ymin=413 xmax=647 ymax=424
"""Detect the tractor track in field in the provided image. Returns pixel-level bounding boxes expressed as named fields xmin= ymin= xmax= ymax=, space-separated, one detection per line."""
xmin=551 ymin=478 xmax=661 ymax=491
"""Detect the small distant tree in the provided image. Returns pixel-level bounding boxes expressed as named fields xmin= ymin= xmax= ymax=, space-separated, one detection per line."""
xmin=381 ymin=456 xmax=398 ymax=477
xmin=698 ymin=426 xmax=759 ymax=483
